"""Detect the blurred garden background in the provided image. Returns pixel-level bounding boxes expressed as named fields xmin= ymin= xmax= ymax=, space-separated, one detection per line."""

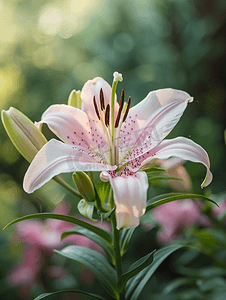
xmin=0 ymin=0 xmax=226 ymax=299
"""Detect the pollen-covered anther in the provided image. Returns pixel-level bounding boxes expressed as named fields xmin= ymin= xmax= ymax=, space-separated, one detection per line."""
xmin=93 ymin=96 xmax=100 ymax=120
xmin=122 ymin=96 xmax=131 ymax=123
xmin=115 ymin=89 xmax=124 ymax=128
xmin=100 ymin=88 xmax=105 ymax=110
xmin=105 ymin=104 xmax=110 ymax=127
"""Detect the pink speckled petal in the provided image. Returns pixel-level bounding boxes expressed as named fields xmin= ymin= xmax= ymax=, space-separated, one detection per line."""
xmin=108 ymin=171 xmax=148 ymax=229
xmin=81 ymin=77 xmax=119 ymax=123
xmin=23 ymin=139 xmax=116 ymax=193
xmin=118 ymin=89 xmax=193 ymax=163
xmin=35 ymin=104 xmax=111 ymax=163
xmin=134 ymin=137 xmax=212 ymax=188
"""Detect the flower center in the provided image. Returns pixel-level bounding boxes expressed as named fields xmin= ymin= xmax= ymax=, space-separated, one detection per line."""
xmin=92 ymin=72 xmax=131 ymax=166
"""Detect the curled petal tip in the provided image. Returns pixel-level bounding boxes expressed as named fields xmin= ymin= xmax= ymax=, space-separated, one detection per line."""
xmin=201 ymin=169 xmax=213 ymax=189
xmin=188 ymin=97 xmax=194 ymax=103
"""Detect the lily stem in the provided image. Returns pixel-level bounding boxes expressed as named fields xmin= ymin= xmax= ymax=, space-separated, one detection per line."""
xmin=110 ymin=190 xmax=125 ymax=300
xmin=53 ymin=175 xmax=82 ymax=199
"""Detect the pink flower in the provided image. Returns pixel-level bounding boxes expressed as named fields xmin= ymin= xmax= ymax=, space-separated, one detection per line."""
xmin=23 ymin=73 xmax=212 ymax=229
xmin=158 ymin=158 xmax=193 ymax=192
xmin=213 ymin=199 xmax=226 ymax=219
xmin=8 ymin=245 xmax=42 ymax=298
xmin=151 ymin=200 xmax=201 ymax=244
xmin=8 ymin=202 xmax=110 ymax=297
xmin=15 ymin=202 xmax=74 ymax=251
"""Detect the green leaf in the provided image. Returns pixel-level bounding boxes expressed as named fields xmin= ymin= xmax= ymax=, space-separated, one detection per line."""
xmin=163 ymin=278 xmax=195 ymax=294
xmin=3 ymin=213 xmax=112 ymax=246
xmin=142 ymin=167 xmax=166 ymax=174
xmin=55 ymin=246 xmax=118 ymax=298
xmin=95 ymin=180 xmax=111 ymax=206
xmin=98 ymin=207 xmax=115 ymax=224
xmin=125 ymin=244 xmax=184 ymax=300
xmin=34 ymin=289 xmax=106 ymax=300
xmin=118 ymin=250 xmax=156 ymax=292
xmin=148 ymin=175 xmax=182 ymax=182
xmin=120 ymin=227 xmax=137 ymax=256
xmin=146 ymin=193 xmax=218 ymax=212
xmin=61 ymin=227 xmax=115 ymax=264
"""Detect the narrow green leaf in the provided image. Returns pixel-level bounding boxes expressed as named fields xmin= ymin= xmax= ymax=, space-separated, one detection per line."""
xmin=98 ymin=207 xmax=115 ymax=224
xmin=163 ymin=278 xmax=195 ymax=294
xmin=146 ymin=193 xmax=218 ymax=212
xmin=120 ymin=227 xmax=137 ymax=256
xmin=61 ymin=227 xmax=115 ymax=264
xmin=148 ymin=175 xmax=182 ymax=182
xmin=125 ymin=244 xmax=184 ymax=300
xmin=55 ymin=246 xmax=118 ymax=298
xmin=34 ymin=289 xmax=106 ymax=300
xmin=143 ymin=167 xmax=166 ymax=174
xmin=118 ymin=250 xmax=156 ymax=292
xmin=3 ymin=213 xmax=112 ymax=245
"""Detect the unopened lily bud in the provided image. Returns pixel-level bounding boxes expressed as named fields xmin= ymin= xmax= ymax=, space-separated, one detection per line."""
xmin=78 ymin=199 xmax=97 ymax=222
xmin=68 ymin=89 xmax=82 ymax=109
xmin=100 ymin=171 xmax=110 ymax=182
xmin=1 ymin=107 xmax=47 ymax=163
xmin=72 ymin=172 xmax=96 ymax=202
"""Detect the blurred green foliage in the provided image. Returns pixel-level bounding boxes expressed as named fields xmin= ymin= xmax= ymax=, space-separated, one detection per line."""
xmin=0 ymin=0 xmax=226 ymax=299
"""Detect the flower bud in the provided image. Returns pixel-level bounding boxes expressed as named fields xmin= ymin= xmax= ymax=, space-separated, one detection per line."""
xmin=100 ymin=171 xmax=110 ymax=182
xmin=1 ymin=107 xmax=47 ymax=163
xmin=68 ymin=89 xmax=82 ymax=109
xmin=77 ymin=199 xmax=97 ymax=222
xmin=72 ymin=172 xmax=96 ymax=202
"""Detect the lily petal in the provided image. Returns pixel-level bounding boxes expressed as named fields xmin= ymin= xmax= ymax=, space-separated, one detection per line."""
xmin=108 ymin=171 xmax=148 ymax=229
xmin=23 ymin=139 xmax=116 ymax=193
xmin=119 ymin=89 xmax=193 ymax=163
xmin=35 ymin=104 xmax=110 ymax=163
xmin=133 ymin=137 xmax=212 ymax=188
xmin=81 ymin=77 xmax=119 ymax=123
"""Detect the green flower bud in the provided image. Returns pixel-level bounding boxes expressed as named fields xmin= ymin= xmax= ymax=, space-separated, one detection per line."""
xmin=68 ymin=89 xmax=82 ymax=109
xmin=72 ymin=172 xmax=96 ymax=202
xmin=1 ymin=107 xmax=47 ymax=163
xmin=78 ymin=199 xmax=97 ymax=222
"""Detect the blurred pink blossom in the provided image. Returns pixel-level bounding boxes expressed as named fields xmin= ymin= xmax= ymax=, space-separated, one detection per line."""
xmin=8 ymin=201 xmax=110 ymax=298
xmin=212 ymin=198 xmax=226 ymax=219
xmin=144 ymin=196 xmax=226 ymax=244
xmin=152 ymin=200 xmax=200 ymax=244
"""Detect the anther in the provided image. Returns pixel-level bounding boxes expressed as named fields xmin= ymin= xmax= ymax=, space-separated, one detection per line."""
xmin=105 ymin=104 xmax=110 ymax=127
xmin=115 ymin=89 xmax=124 ymax=128
xmin=100 ymin=88 xmax=105 ymax=111
xmin=93 ymin=96 xmax=100 ymax=120
xmin=122 ymin=96 xmax=131 ymax=123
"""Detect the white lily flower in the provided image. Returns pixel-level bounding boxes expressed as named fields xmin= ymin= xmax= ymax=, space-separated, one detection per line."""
xmin=23 ymin=73 xmax=212 ymax=229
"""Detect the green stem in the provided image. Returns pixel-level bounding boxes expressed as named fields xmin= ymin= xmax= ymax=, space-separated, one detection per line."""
xmin=110 ymin=189 xmax=125 ymax=300
xmin=53 ymin=176 xmax=82 ymax=199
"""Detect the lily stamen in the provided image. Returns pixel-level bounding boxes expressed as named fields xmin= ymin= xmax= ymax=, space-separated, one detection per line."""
xmin=93 ymin=96 xmax=100 ymax=120
xmin=115 ymin=89 xmax=124 ymax=128
xmin=105 ymin=104 xmax=110 ymax=127
xmin=100 ymin=88 xmax=105 ymax=111
xmin=122 ymin=96 xmax=131 ymax=123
